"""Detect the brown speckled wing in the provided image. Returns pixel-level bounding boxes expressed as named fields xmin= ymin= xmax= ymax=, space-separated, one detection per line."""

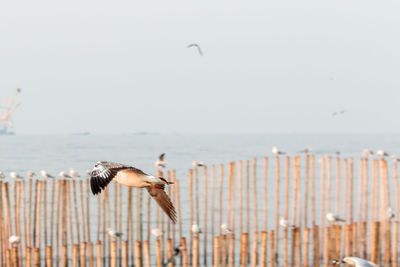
xmin=146 ymin=186 xmax=177 ymax=224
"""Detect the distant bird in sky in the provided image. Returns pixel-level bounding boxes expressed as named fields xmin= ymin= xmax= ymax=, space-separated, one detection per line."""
xmin=90 ymin=161 xmax=177 ymax=223
xmin=9 ymin=235 xmax=20 ymax=246
xmin=221 ymin=224 xmax=233 ymax=234
xmin=27 ymin=171 xmax=36 ymax=178
xmin=59 ymin=171 xmax=71 ymax=179
xmin=299 ymin=148 xmax=312 ymax=154
xmin=333 ymin=257 xmax=378 ymax=266
xmin=387 ymin=207 xmax=395 ymax=220
xmin=192 ymin=161 xmax=205 ymax=167
xmin=191 ymin=223 xmax=202 ymax=236
xmin=155 ymin=153 xmax=167 ymax=169
xmin=151 ymin=228 xmax=163 ymax=238
xmin=40 ymin=170 xmax=54 ymax=179
xmin=16 ymin=88 xmax=21 ymax=94
xmin=362 ymin=149 xmax=374 ymax=157
xmin=0 ymin=171 xmax=5 ymax=178
xmin=279 ymin=217 xmax=295 ymax=228
xmin=376 ymin=150 xmax=389 ymax=157
xmin=187 ymin=43 xmax=203 ymax=56
xmin=107 ymin=228 xmax=123 ymax=238
xmin=332 ymin=110 xmax=347 ymax=116
xmin=10 ymin=172 xmax=22 ymax=179
xmin=272 ymin=146 xmax=285 ymax=155
xmin=69 ymin=168 xmax=80 ymax=178
xmin=326 ymin=212 xmax=345 ymax=223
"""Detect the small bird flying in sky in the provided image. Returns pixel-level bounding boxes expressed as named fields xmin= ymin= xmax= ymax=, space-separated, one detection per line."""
xmin=155 ymin=153 xmax=167 ymax=169
xmin=187 ymin=43 xmax=203 ymax=56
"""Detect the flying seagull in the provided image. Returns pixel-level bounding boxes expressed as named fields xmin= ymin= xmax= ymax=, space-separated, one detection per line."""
xmin=155 ymin=153 xmax=167 ymax=169
xmin=333 ymin=257 xmax=378 ymax=266
xmin=90 ymin=161 xmax=177 ymax=223
xmin=332 ymin=110 xmax=347 ymax=116
xmin=187 ymin=43 xmax=203 ymax=56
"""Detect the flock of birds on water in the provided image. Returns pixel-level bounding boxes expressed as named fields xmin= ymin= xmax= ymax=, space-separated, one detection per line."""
xmin=2 ymin=148 xmax=394 ymax=266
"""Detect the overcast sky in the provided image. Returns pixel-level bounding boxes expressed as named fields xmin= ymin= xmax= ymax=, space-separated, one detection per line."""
xmin=1 ymin=0 xmax=399 ymax=134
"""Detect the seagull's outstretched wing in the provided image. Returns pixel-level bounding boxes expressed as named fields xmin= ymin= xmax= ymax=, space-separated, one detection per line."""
xmin=187 ymin=43 xmax=203 ymax=56
xmin=158 ymin=153 xmax=165 ymax=161
xmin=146 ymin=186 xmax=177 ymax=224
xmin=90 ymin=161 xmax=145 ymax=195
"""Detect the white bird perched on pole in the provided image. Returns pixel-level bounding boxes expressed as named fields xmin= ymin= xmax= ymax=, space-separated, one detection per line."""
xmin=220 ymin=224 xmax=233 ymax=234
xmin=332 ymin=257 xmax=378 ymax=266
xmin=187 ymin=43 xmax=203 ymax=56
xmin=69 ymin=168 xmax=80 ymax=178
xmin=279 ymin=217 xmax=295 ymax=228
xmin=362 ymin=149 xmax=374 ymax=157
xmin=9 ymin=235 xmax=20 ymax=246
xmin=391 ymin=155 xmax=400 ymax=162
xmin=191 ymin=223 xmax=202 ymax=236
xmin=387 ymin=207 xmax=395 ymax=220
xmin=299 ymin=148 xmax=312 ymax=154
xmin=59 ymin=171 xmax=71 ymax=179
xmin=376 ymin=149 xmax=389 ymax=157
xmin=107 ymin=228 xmax=123 ymax=238
xmin=151 ymin=228 xmax=163 ymax=238
xmin=155 ymin=153 xmax=167 ymax=169
xmin=326 ymin=212 xmax=345 ymax=223
xmin=0 ymin=171 xmax=5 ymax=178
xmin=192 ymin=161 xmax=205 ymax=167
xmin=272 ymin=146 xmax=285 ymax=155
xmin=27 ymin=171 xmax=36 ymax=178
xmin=40 ymin=170 xmax=54 ymax=179
xmin=10 ymin=172 xmax=22 ymax=179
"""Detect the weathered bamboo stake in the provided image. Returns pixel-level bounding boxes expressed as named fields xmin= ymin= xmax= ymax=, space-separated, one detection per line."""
xmin=56 ymin=180 xmax=62 ymax=267
xmin=283 ymin=156 xmax=290 ymax=267
xmin=252 ymin=158 xmax=258 ymax=264
xmin=11 ymin=247 xmax=18 ymax=267
xmin=167 ymin=238 xmax=174 ymax=267
xmin=381 ymin=159 xmax=391 ymax=266
xmin=193 ymin=236 xmax=199 ymax=267
xmin=66 ymin=181 xmax=74 ymax=247
xmin=0 ymin=182 xmax=4 ymax=267
xmin=136 ymin=185 xmax=143 ymax=265
xmin=102 ymin=187 xmax=108 ymax=266
xmin=210 ymin=164 xmax=216 ymax=261
xmin=335 ymin=157 xmax=340 ymax=215
xmin=269 ymin=230 xmax=275 ymax=267
xmin=357 ymin=159 xmax=364 ymax=255
xmin=96 ymin=241 xmax=101 ymax=267
xmin=349 ymin=158 xmax=354 ymax=226
xmin=304 ymin=155 xmax=310 ymax=228
xmin=79 ymin=181 xmax=86 ymax=243
xmin=303 ymin=228 xmax=310 ymax=267
xmin=14 ymin=182 xmax=22 ymax=265
xmin=110 ymin=241 xmax=117 ymax=267
xmin=180 ymin=237 xmax=188 ymax=267
xmin=371 ymin=160 xmax=378 ymax=221
xmin=326 ymin=156 xmax=332 ymax=216
xmin=188 ymin=169 xmax=194 ymax=263
xmin=295 ymin=227 xmax=301 ymax=267
xmin=203 ymin=165 xmax=208 ymax=265
xmin=370 ymin=222 xmax=380 ymax=265
xmin=122 ymin=241 xmax=128 ymax=267
xmin=312 ymin=225 xmax=320 ymax=267
xmin=135 ymin=241 xmax=142 ymax=267
xmin=195 ymin=168 xmax=199 ymax=226
xmin=45 ymin=246 xmax=52 ymax=267
xmin=260 ymin=231 xmax=267 ymax=267
xmin=156 ymin=239 xmax=162 ymax=267
xmin=21 ymin=181 xmax=27 ymax=265
xmin=319 ymin=156 xmax=326 ymax=229
xmin=229 ymin=163 xmax=236 ymax=267
xmin=33 ymin=247 xmax=40 ymax=267
xmin=392 ymin=221 xmax=398 ymax=266
xmin=324 ymin=227 xmax=331 ymax=267
xmin=246 ymin=160 xmax=250 ymax=236
xmin=220 ymin=235 xmax=227 ymax=267
xmin=61 ymin=245 xmax=67 ymax=267
xmin=81 ymin=242 xmax=87 ymax=267
xmin=343 ymin=159 xmax=348 ymax=223
xmin=35 ymin=181 xmax=42 ymax=249
xmin=394 ymin=163 xmax=400 ymax=222
xmin=310 ymin=155 xmax=316 ymax=226
xmin=2 ymin=183 xmax=11 ymax=267
xmin=129 ymin=188 xmax=135 ymax=266
xmin=263 ymin=158 xmax=268 ymax=231
xmin=291 ymin=157 xmax=300 ymax=265
xmin=61 ymin=181 xmax=68 ymax=267
xmin=86 ymin=179 xmax=91 ymax=243
xmin=72 ymin=180 xmax=81 ymax=244
xmin=334 ymin=225 xmax=342 ymax=262
xmin=171 ymin=170 xmax=176 ymax=249
xmin=214 ymin=236 xmax=220 ymax=267
xmin=274 ymin=156 xmax=280 ymax=264
xmin=240 ymin=233 xmax=248 ymax=266
xmin=175 ymin=179 xmax=182 ymax=240
xmin=126 ymin=188 xmax=131 ymax=265
xmin=50 ymin=179 xmax=56 ymax=249
xmin=72 ymin=244 xmax=79 ymax=267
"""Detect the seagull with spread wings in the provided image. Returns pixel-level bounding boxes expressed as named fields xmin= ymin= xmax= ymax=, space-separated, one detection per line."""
xmin=155 ymin=153 xmax=167 ymax=169
xmin=187 ymin=43 xmax=203 ymax=56
xmin=90 ymin=161 xmax=177 ymax=223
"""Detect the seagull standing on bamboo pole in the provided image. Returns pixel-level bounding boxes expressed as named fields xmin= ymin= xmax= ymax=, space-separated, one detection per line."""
xmin=27 ymin=171 xmax=36 ymax=178
xmin=90 ymin=161 xmax=177 ymax=223
xmin=155 ymin=153 xmax=167 ymax=169
xmin=9 ymin=235 xmax=20 ymax=246
xmin=10 ymin=172 xmax=22 ymax=179
xmin=151 ymin=228 xmax=163 ymax=238
xmin=59 ymin=172 xmax=72 ymax=179
xmin=376 ymin=149 xmax=389 ymax=157
xmin=107 ymin=228 xmax=123 ymax=238
xmin=191 ymin=223 xmax=202 ymax=236
xmin=391 ymin=155 xmax=400 ymax=162
xmin=69 ymin=168 xmax=80 ymax=178
xmin=40 ymin=170 xmax=54 ymax=179
xmin=326 ymin=212 xmax=345 ymax=223
xmin=362 ymin=149 xmax=374 ymax=157
xmin=272 ymin=146 xmax=285 ymax=155
xmin=333 ymin=257 xmax=378 ymax=266
xmin=187 ymin=43 xmax=203 ymax=56
xmin=387 ymin=207 xmax=395 ymax=220
xmin=299 ymin=148 xmax=312 ymax=154
xmin=279 ymin=217 xmax=295 ymax=228
xmin=221 ymin=224 xmax=233 ymax=234
xmin=192 ymin=161 xmax=205 ymax=167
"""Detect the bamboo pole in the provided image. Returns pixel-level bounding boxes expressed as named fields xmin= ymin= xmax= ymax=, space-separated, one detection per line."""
xmin=274 ymin=156 xmax=280 ymax=264
xmin=240 ymin=233 xmax=248 ymax=267
xmin=263 ymin=158 xmax=268 ymax=231
xmin=180 ymin=237 xmax=188 ymax=267
xmin=246 ymin=160 xmax=250 ymax=235
xmin=203 ymin=165 xmax=208 ymax=265
xmin=135 ymin=241 xmax=142 ymax=267
xmin=219 ymin=165 xmax=224 ymax=236
xmin=311 ymin=156 xmax=316 ymax=226
xmin=192 ymin=237 xmax=199 ymax=267
xmin=80 ymin=242 xmax=87 ymax=267
xmin=72 ymin=244 xmax=79 ymax=267
xmin=303 ymin=228 xmax=310 ymax=267
xmin=252 ymin=158 xmax=258 ymax=264
xmin=260 ymin=231 xmax=267 ymax=267
xmin=335 ymin=157 xmax=340 ymax=215
xmin=122 ymin=241 xmax=128 ymax=267
xmin=214 ymin=236 xmax=220 ymax=267
xmin=269 ymin=230 xmax=275 ymax=267
xmin=304 ymin=155 xmax=310 ymax=228
xmin=143 ymin=240 xmax=151 ymax=267
xmin=312 ymin=225 xmax=320 ymax=267
xmin=96 ymin=241 xmax=101 ymax=267
xmin=188 ymin=169 xmax=193 ymax=263
xmin=211 ymin=164 xmax=216 ymax=261
xmin=283 ymin=157 xmax=290 ymax=267
xmin=349 ymin=158 xmax=354 ymax=224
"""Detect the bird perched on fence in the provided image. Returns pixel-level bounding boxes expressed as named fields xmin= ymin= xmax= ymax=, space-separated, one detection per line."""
xmin=27 ymin=171 xmax=36 ymax=178
xmin=280 ymin=217 xmax=295 ymax=228
xmin=192 ymin=161 xmax=205 ymax=167
xmin=299 ymin=148 xmax=312 ymax=154
xmin=387 ymin=207 xmax=395 ymax=220
xmin=272 ymin=146 xmax=285 ymax=155
xmin=187 ymin=43 xmax=203 ymax=56
xmin=191 ymin=223 xmax=202 ymax=236
xmin=155 ymin=153 xmax=167 ymax=169
xmin=90 ymin=161 xmax=177 ymax=223
xmin=10 ymin=172 xmax=22 ymax=179
xmin=391 ymin=155 xmax=400 ymax=162
xmin=221 ymin=224 xmax=233 ymax=234
xmin=362 ymin=149 xmax=374 ymax=157
xmin=59 ymin=171 xmax=72 ymax=179
xmin=9 ymin=235 xmax=20 ymax=246
xmin=107 ymin=228 xmax=123 ymax=238
xmin=333 ymin=257 xmax=378 ymax=266
xmin=376 ymin=149 xmax=389 ymax=157
xmin=151 ymin=228 xmax=163 ymax=238
xmin=40 ymin=170 xmax=54 ymax=179
xmin=326 ymin=212 xmax=345 ymax=223
xmin=69 ymin=168 xmax=80 ymax=178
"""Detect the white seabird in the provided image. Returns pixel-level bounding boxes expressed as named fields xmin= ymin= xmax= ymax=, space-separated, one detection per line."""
xmin=10 ymin=172 xmax=22 ymax=179
xmin=69 ymin=168 xmax=80 ymax=178
xmin=272 ymin=146 xmax=285 ymax=155
xmin=151 ymin=228 xmax=163 ymax=238
xmin=333 ymin=256 xmax=377 ymax=266
xmin=40 ymin=170 xmax=54 ymax=179
xmin=192 ymin=161 xmax=205 ymax=167
xmin=27 ymin=171 xmax=36 ymax=178
xmin=9 ymin=235 xmax=20 ymax=246
xmin=391 ymin=155 xmax=400 ymax=162
xmin=191 ymin=223 xmax=202 ymax=236
xmin=362 ymin=149 xmax=374 ymax=157
xmin=220 ymin=224 xmax=233 ymax=234
xmin=107 ymin=228 xmax=123 ymax=238
xmin=376 ymin=150 xmax=389 ymax=157
xmin=59 ymin=171 xmax=72 ymax=179
xmin=155 ymin=153 xmax=167 ymax=169
xmin=326 ymin=212 xmax=345 ymax=223
xmin=280 ymin=217 xmax=295 ymax=228
xmin=387 ymin=207 xmax=395 ymax=220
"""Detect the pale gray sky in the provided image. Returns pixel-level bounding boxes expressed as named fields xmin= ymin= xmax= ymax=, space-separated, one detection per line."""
xmin=1 ymin=0 xmax=400 ymax=134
